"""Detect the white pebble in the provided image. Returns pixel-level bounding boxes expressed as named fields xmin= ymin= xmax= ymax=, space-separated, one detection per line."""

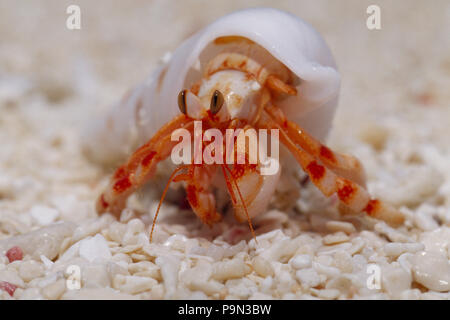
xmin=125 ymin=218 xmax=145 ymax=235
xmin=18 ymin=287 xmax=43 ymax=300
xmin=189 ymin=290 xmax=208 ymax=299
xmin=381 ymin=265 xmax=412 ymax=298
xmin=82 ymin=264 xmax=111 ymax=288
xmin=311 ymin=288 xmax=340 ymax=299
xmin=79 ymin=234 xmax=112 ymax=263
xmin=313 ymin=262 xmax=340 ymax=278
xmin=260 ymin=276 xmax=273 ymax=292
xmin=111 ymin=253 xmax=132 ymax=264
xmin=384 ymin=242 xmax=425 ymax=257
xmin=61 ymin=288 xmax=135 ymax=300
xmin=352 ymin=254 xmax=368 ymax=271
xmin=397 ymin=253 xmax=414 ymax=274
xmin=326 ymin=276 xmax=353 ymax=292
xmin=252 ymin=256 xmax=274 ymax=278
xmin=36 ymin=273 xmax=58 ymax=288
xmin=128 ymin=261 xmax=160 ymax=279
xmin=40 ymin=255 xmax=54 ymax=269
xmin=72 ymin=215 xmax=114 ymax=243
xmin=295 ymin=268 xmax=321 ymax=288
xmin=289 ymin=254 xmax=312 ymax=270
xmin=113 ymin=274 xmax=157 ymax=294
xmin=323 ymin=232 xmax=350 ymax=245
xmin=399 ymin=289 xmax=421 ymax=300
xmin=202 ymin=244 xmax=225 ymax=261
xmin=414 ymin=210 xmax=439 ymax=231
xmin=325 ymin=221 xmax=356 ymax=234
xmin=42 ymin=279 xmax=66 ymax=300
xmin=412 ymin=251 xmax=450 ymax=292
xmin=333 ymin=251 xmax=353 ymax=273
xmin=374 ymin=223 xmax=411 ymax=243
xmin=0 ymin=269 xmax=25 ymax=287
xmin=317 ymin=242 xmax=352 ymax=255
xmin=182 ymin=260 xmax=211 ymax=282
xmin=106 ymin=262 xmax=129 ymax=282
xmin=0 ymin=222 xmax=75 ymax=260
xmin=212 ymin=258 xmax=251 ymax=281
xmin=249 ymin=292 xmax=273 ymax=300
xmin=349 ymin=237 xmax=366 ymax=255
xmin=258 ymin=239 xmax=298 ymax=263
xmin=282 ymin=292 xmax=296 ymax=299
xmin=223 ymin=241 xmax=246 ymax=259
xmin=30 ymin=205 xmax=59 ymax=226
xmin=155 ymin=255 xmax=180 ymax=299
xmin=419 ymin=227 xmax=450 ymax=255
xmin=276 ymin=269 xmax=294 ymax=292
xmin=19 ymin=261 xmax=44 ymax=282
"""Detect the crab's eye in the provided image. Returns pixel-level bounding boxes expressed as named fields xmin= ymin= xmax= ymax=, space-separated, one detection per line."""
xmin=177 ymin=90 xmax=187 ymax=114
xmin=210 ymin=90 xmax=224 ymax=115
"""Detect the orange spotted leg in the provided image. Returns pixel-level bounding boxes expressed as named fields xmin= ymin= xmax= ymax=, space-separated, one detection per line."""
xmin=184 ymin=164 xmax=222 ymax=226
xmin=264 ymin=104 xmax=366 ymax=187
xmin=258 ymin=110 xmax=404 ymax=226
xmin=148 ymin=162 xmax=222 ymax=241
xmin=96 ymin=115 xmax=193 ymax=217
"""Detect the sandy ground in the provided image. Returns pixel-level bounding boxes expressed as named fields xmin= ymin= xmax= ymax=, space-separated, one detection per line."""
xmin=0 ymin=0 xmax=449 ymax=299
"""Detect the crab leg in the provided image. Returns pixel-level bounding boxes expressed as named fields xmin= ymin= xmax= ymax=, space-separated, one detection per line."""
xmin=184 ymin=164 xmax=222 ymax=226
xmin=258 ymin=111 xmax=404 ymax=226
xmin=148 ymin=163 xmax=221 ymax=241
xmin=96 ymin=115 xmax=193 ymax=217
xmin=219 ymin=125 xmax=281 ymax=238
xmin=264 ymin=104 xmax=366 ymax=187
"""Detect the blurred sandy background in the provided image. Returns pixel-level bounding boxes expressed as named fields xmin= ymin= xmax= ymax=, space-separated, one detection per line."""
xmin=1 ymin=0 xmax=449 ymax=117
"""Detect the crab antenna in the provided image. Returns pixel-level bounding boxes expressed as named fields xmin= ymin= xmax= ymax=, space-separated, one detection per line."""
xmin=150 ymin=165 xmax=190 ymax=243
xmin=221 ymin=164 xmax=257 ymax=242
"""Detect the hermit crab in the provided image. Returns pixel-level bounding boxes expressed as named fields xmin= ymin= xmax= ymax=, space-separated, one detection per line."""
xmin=83 ymin=8 xmax=404 ymax=240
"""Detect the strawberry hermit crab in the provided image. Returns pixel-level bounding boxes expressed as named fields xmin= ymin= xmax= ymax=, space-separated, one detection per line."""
xmin=84 ymin=8 xmax=404 ymax=240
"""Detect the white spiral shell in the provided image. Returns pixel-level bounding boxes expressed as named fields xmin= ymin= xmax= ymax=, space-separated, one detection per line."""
xmin=84 ymin=7 xmax=340 ymax=165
